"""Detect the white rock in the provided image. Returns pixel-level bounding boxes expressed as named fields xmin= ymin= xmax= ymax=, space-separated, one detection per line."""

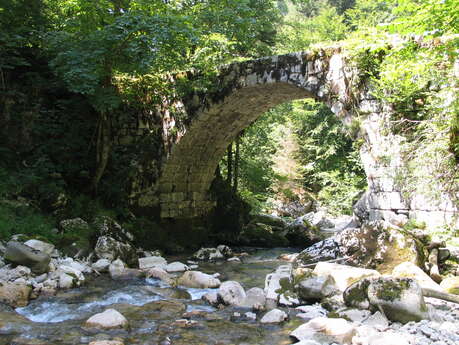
xmin=217 ymin=245 xmax=232 ymax=257
xmin=177 ymin=271 xmax=221 ymax=288
xmin=264 ymin=265 xmax=291 ymax=301
xmin=227 ymin=257 xmax=241 ymax=262
xmin=278 ymin=293 xmax=300 ymax=307
xmin=313 ymin=262 xmax=380 ymax=291
xmin=24 ymin=239 xmax=55 ymax=255
xmin=295 ymin=304 xmax=327 ymax=321
xmin=165 ymin=261 xmax=188 ymax=273
xmin=193 ymin=247 xmax=224 ymax=261
xmin=245 ymin=312 xmax=256 ymax=320
xmin=260 ymin=308 xmax=288 ymax=323
xmin=240 ymin=287 xmax=266 ymax=310
xmin=218 ymin=281 xmax=246 ymax=306
xmin=337 ymin=309 xmax=371 ymax=323
xmin=109 ymin=259 xmax=126 ymax=278
xmin=58 ymin=272 xmax=75 ymax=289
xmin=146 ymin=267 xmax=173 ymax=284
xmin=290 ymin=317 xmax=356 ymax=344
xmin=392 ymin=262 xmax=442 ymax=291
xmin=85 ymin=309 xmax=128 ymax=329
xmin=138 ymin=256 xmax=167 ymax=270
xmin=92 ymin=259 xmax=111 ymax=272
xmin=202 ymin=291 xmax=219 ymax=306
xmin=363 ymin=311 xmax=389 ymax=329
xmin=58 ymin=265 xmax=85 ymax=282
xmin=366 ymin=332 xmax=410 ymax=345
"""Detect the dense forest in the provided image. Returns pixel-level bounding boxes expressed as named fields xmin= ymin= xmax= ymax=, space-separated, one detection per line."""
xmin=0 ymin=0 xmax=458 ymax=250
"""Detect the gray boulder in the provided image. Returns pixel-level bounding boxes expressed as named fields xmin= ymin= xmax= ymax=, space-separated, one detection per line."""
xmin=92 ymin=215 xmax=134 ymax=243
xmin=239 ymin=287 xmax=266 ymax=310
xmin=218 ymin=281 xmax=246 ymax=306
xmin=285 ymin=214 xmax=324 ymax=247
xmin=296 ymin=274 xmax=337 ymax=301
xmin=4 ymin=241 xmax=51 ymax=274
xmin=344 ymin=277 xmax=430 ymax=324
xmin=367 ymin=277 xmax=428 ymax=323
xmin=24 ymin=239 xmax=55 ymax=255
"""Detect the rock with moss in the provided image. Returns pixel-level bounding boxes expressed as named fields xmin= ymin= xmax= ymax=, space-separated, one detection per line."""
xmin=239 ymin=223 xmax=289 ymax=247
xmin=250 ymin=214 xmax=287 ymax=229
xmin=295 ymin=274 xmax=338 ymax=301
xmin=343 ymin=278 xmax=373 ymax=310
xmin=92 ymin=216 xmax=134 ymax=243
xmin=337 ymin=221 xmax=424 ymax=273
xmin=264 ymin=265 xmax=291 ymax=302
xmin=367 ymin=277 xmax=429 ymax=324
xmin=94 ymin=236 xmax=138 ymax=266
xmin=285 ymin=215 xmax=324 ymax=247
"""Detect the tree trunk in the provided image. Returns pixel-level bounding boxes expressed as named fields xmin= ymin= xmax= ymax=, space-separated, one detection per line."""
xmin=233 ymin=134 xmax=240 ymax=193
xmin=227 ymin=143 xmax=233 ymax=185
xmin=90 ymin=111 xmax=112 ymax=194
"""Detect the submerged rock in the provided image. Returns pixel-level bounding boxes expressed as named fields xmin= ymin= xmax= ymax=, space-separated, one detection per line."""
xmin=4 ymin=241 xmax=51 ymax=274
xmin=85 ymin=309 xmax=129 ymax=329
xmin=146 ymin=267 xmax=174 ymax=284
xmin=88 ymin=341 xmax=124 ymax=345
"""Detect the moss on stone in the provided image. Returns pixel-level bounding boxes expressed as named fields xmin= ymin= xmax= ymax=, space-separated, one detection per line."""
xmin=375 ymin=278 xmax=410 ymax=302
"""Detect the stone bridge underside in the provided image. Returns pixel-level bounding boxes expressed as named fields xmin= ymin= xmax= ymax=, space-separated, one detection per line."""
xmin=157 ymin=50 xmax=355 ymax=218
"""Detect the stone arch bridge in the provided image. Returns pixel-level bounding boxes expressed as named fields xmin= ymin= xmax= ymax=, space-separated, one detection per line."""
xmin=126 ymin=48 xmax=457 ymax=229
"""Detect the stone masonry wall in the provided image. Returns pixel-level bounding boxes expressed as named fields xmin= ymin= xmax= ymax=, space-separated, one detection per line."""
xmin=125 ymin=49 xmax=458 ymax=229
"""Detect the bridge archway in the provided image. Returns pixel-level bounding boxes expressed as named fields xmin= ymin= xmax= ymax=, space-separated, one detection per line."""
xmin=158 ymin=52 xmax=354 ymax=218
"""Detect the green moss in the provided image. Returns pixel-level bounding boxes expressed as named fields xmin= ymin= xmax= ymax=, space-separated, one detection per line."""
xmin=344 ymin=279 xmax=370 ymax=305
xmin=375 ymin=279 xmax=410 ymax=302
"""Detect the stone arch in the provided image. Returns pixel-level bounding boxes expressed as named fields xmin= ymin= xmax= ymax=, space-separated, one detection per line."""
xmin=158 ymin=51 xmax=355 ymax=218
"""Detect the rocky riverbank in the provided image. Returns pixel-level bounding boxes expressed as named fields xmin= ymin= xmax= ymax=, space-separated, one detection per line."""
xmin=1 ymin=212 xmax=459 ymax=345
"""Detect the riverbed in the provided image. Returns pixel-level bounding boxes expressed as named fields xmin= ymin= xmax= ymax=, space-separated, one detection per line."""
xmin=2 ymin=248 xmax=302 ymax=345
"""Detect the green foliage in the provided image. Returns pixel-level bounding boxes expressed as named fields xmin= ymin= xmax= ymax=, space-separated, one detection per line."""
xmin=276 ymin=2 xmax=349 ymax=53
xmin=0 ymin=200 xmax=57 ymax=243
xmin=290 ymin=99 xmax=366 ymax=214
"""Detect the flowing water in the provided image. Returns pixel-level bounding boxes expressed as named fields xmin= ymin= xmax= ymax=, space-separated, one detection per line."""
xmin=1 ymin=248 xmax=304 ymax=345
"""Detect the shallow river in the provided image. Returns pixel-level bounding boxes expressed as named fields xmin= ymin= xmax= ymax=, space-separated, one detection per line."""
xmin=1 ymin=248 xmax=304 ymax=345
